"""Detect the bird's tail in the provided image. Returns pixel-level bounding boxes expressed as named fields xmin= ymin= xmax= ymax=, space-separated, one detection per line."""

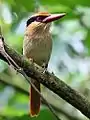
xmin=30 ymin=79 xmax=40 ymax=117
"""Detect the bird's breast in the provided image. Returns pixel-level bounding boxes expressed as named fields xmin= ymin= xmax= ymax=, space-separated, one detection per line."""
xmin=23 ymin=32 xmax=52 ymax=66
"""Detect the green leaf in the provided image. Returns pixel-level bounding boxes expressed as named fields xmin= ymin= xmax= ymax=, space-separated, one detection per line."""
xmin=1 ymin=109 xmax=55 ymax=120
xmin=40 ymin=0 xmax=73 ymax=8
xmin=4 ymin=0 xmax=35 ymax=30
xmin=44 ymin=4 xmax=71 ymax=13
xmin=6 ymin=34 xmax=23 ymax=53
xmin=40 ymin=0 xmax=90 ymax=9
xmin=83 ymin=30 xmax=90 ymax=55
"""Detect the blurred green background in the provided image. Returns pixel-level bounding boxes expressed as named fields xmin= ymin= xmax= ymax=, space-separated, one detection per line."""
xmin=0 ymin=0 xmax=90 ymax=120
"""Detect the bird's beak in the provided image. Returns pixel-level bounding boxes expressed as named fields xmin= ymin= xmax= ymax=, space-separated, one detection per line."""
xmin=42 ymin=13 xmax=66 ymax=23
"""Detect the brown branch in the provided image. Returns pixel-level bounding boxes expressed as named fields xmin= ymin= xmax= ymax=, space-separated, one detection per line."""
xmin=0 ymin=33 xmax=90 ymax=119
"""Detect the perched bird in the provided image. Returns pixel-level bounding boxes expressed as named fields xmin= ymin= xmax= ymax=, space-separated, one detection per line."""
xmin=23 ymin=12 xmax=66 ymax=117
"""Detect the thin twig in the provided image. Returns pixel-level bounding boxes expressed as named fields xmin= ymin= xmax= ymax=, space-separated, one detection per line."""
xmin=18 ymin=68 xmax=61 ymax=120
xmin=7 ymin=52 xmax=61 ymax=120
xmin=0 ymin=29 xmax=61 ymax=120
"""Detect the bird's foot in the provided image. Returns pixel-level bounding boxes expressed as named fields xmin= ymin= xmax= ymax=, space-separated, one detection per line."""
xmin=42 ymin=63 xmax=48 ymax=74
xmin=43 ymin=68 xmax=48 ymax=74
xmin=52 ymin=71 xmax=55 ymax=75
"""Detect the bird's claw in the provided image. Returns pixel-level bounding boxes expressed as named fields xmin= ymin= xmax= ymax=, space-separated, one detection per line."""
xmin=43 ymin=68 xmax=48 ymax=74
xmin=52 ymin=71 xmax=54 ymax=75
xmin=41 ymin=63 xmax=48 ymax=74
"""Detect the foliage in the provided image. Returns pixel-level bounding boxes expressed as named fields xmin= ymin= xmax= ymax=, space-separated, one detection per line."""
xmin=0 ymin=0 xmax=90 ymax=120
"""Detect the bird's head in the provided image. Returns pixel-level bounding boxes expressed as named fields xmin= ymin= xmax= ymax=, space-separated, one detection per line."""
xmin=26 ymin=12 xmax=66 ymax=33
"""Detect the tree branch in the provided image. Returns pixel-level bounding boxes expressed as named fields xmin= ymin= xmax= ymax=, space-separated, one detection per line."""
xmin=0 ymin=36 xmax=90 ymax=118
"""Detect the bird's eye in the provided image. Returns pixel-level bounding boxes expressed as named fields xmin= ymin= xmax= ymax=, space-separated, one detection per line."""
xmin=36 ymin=16 xmax=46 ymax=22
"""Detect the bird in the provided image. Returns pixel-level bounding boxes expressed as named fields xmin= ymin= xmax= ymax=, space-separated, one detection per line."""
xmin=23 ymin=12 xmax=66 ymax=117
